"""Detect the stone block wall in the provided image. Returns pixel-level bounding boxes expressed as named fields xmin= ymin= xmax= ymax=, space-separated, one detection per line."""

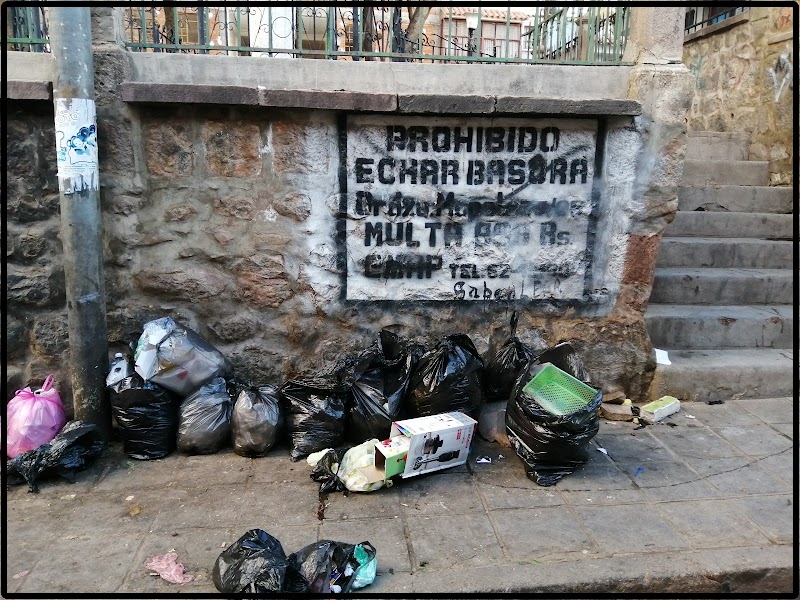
xmin=5 ymin=8 xmax=694 ymax=410
xmin=683 ymin=6 xmax=794 ymax=185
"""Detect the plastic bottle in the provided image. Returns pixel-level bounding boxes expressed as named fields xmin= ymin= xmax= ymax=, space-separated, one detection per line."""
xmin=106 ymin=352 xmax=132 ymax=387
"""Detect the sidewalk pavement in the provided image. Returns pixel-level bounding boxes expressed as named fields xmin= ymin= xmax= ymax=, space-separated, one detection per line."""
xmin=4 ymin=397 xmax=795 ymax=595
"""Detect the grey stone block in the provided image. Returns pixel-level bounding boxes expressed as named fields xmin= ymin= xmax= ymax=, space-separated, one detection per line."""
xmin=677 ymin=185 xmax=793 ymax=214
xmin=645 ymin=304 xmax=793 ymax=349
xmin=666 ymin=212 xmax=792 ymax=239
xmin=7 ymin=80 xmax=52 ymax=101
xmin=650 ymin=268 xmax=793 ymax=304
xmin=258 ymin=88 xmax=396 ymax=111
xmin=397 ymin=94 xmax=495 ymax=113
xmin=495 ymin=97 xmax=641 ymax=115
xmin=656 ymin=237 xmax=793 ymax=269
xmin=682 ymin=160 xmax=770 ymax=187
xmin=120 ymin=82 xmax=258 ymax=105
xmin=685 ymin=131 xmax=749 ymax=161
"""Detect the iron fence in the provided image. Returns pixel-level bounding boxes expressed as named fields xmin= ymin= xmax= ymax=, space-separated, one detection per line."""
xmin=4 ymin=5 xmax=632 ymax=65
xmin=684 ymin=6 xmax=749 ymax=36
xmin=5 ymin=5 xmax=49 ymax=51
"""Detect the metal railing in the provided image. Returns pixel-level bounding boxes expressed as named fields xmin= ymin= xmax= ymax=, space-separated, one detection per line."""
xmin=121 ymin=6 xmax=631 ymax=65
xmin=5 ymin=5 xmax=50 ymax=51
xmin=3 ymin=5 xmax=631 ymax=64
xmin=684 ymin=6 xmax=749 ymax=36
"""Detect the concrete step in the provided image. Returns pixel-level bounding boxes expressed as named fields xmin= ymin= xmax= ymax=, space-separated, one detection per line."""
xmin=678 ymin=185 xmax=793 ymax=214
xmin=646 ymin=304 xmax=793 ymax=349
xmin=656 ymin=237 xmax=793 ymax=269
xmin=665 ymin=212 xmax=793 ymax=239
xmin=650 ymin=268 xmax=794 ymax=305
xmin=648 ymin=348 xmax=793 ymax=402
xmin=682 ymin=160 xmax=770 ymax=187
xmin=685 ymin=131 xmax=749 ymax=161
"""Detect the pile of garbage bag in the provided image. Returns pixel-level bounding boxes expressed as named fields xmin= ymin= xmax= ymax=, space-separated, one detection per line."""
xmin=213 ymin=529 xmax=377 ymax=593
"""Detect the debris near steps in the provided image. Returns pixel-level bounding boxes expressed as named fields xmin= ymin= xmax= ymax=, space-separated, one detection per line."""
xmin=599 ymin=403 xmax=633 ymax=421
xmin=640 ymin=396 xmax=681 ymax=424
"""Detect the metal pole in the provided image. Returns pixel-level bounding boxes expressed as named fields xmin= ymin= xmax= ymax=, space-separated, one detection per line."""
xmin=49 ymin=6 xmax=110 ymax=440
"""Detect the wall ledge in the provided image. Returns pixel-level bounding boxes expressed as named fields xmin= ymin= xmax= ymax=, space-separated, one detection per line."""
xmin=121 ymin=82 xmax=642 ymax=116
xmin=684 ymin=12 xmax=750 ymax=44
xmin=7 ymin=80 xmax=53 ymax=101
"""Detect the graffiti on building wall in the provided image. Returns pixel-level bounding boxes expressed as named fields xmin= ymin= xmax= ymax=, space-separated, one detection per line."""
xmin=342 ymin=116 xmax=599 ymax=302
xmin=766 ymin=50 xmax=793 ymax=102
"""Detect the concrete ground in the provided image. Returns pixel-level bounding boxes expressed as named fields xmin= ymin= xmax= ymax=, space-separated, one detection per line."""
xmin=3 ymin=397 xmax=795 ymax=595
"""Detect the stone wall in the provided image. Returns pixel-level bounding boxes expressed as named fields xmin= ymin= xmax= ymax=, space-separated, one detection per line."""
xmin=5 ymin=8 xmax=693 ymax=411
xmin=683 ymin=6 xmax=794 ymax=186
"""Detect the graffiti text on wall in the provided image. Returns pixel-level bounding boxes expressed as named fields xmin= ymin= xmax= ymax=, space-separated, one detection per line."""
xmin=343 ymin=116 xmax=598 ymax=301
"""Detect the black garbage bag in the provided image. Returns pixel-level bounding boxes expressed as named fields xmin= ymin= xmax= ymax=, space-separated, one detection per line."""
xmin=231 ymin=384 xmax=283 ymax=457
xmin=177 ymin=377 xmax=233 ymax=455
xmin=109 ymin=374 xmax=179 ymax=460
xmin=407 ymin=334 xmax=484 ymax=419
xmin=280 ymin=376 xmax=347 ymax=461
xmin=483 ymin=312 xmax=535 ymax=403
xmin=533 ymin=342 xmax=590 ymax=382
xmin=310 ymin=448 xmax=347 ymax=494
xmin=505 ymin=362 xmax=603 ymax=487
xmin=213 ymin=529 xmax=309 ymax=593
xmin=289 ymin=540 xmax=377 ymax=593
xmin=7 ymin=421 xmax=106 ymax=493
xmin=344 ymin=330 xmax=421 ymax=443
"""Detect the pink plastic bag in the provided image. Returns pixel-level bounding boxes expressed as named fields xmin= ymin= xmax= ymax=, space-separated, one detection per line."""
xmin=6 ymin=375 xmax=67 ymax=458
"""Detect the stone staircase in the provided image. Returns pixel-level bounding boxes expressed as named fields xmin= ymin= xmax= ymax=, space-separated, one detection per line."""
xmin=646 ymin=131 xmax=794 ymax=402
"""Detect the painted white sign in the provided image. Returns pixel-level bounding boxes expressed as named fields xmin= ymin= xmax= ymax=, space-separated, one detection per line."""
xmin=344 ymin=116 xmax=598 ymax=301
xmin=54 ymin=98 xmax=99 ymax=195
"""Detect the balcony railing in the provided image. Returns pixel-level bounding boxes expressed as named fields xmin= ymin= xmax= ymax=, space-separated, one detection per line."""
xmin=684 ymin=6 xmax=749 ymax=36
xmin=4 ymin=5 xmax=632 ymax=65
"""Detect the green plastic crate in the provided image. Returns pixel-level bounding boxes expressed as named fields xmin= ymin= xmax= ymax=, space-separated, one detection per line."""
xmin=521 ymin=364 xmax=599 ymax=416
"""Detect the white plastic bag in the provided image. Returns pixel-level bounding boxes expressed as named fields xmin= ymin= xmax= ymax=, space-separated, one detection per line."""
xmin=337 ymin=439 xmax=387 ymax=493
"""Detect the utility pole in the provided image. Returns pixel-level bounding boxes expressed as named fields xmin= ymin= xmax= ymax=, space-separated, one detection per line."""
xmin=49 ymin=7 xmax=110 ymax=439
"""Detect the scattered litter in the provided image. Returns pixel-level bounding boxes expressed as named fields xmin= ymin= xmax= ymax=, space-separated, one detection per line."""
xmin=666 ymin=422 xmax=678 ymax=428
xmin=12 ymin=571 xmax=29 ymax=579
xmin=128 ymin=505 xmax=142 ymax=517
xmin=596 ymin=447 xmax=608 ymax=455
xmin=685 ymin=414 xmax=696 ymax=419
xmin=582 ymin=550 xmax=589 ymax=555
xmin=707 ymin=399 xmax=725 ymax=405
xmin=622 ymin=398 xmax=632 ymax=406
xmin=60 ymin=494 xmax=76 ymax=500
xmin=634 ymin=466 xmax=644 ymax=478
xmin=476 ymin=456 xmax=492 ymax=464
xmin=144 ymin=552 xmax=194 ymax=584
xmin=633 ymin=424 xmax=646 ymax=431
xmin=654 ymin=348 xmax=671 ymax=365
xmin=125 ymin=495 xmax=135 ymax=502
xmin=632 ymin=417 xmax=640 ymax=424
xmin=641 ymin=396 xmax=681 ymax=424
xmin=221 ymin=542 xmax=227 ymax=548
xmin=498 ymin=454 xmax=505 ymax=460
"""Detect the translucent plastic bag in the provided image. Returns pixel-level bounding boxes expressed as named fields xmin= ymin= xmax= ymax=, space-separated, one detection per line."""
xmin=6 ymin=374 xmax=67 ymax=459
xmin=134 ymin=317 xmax=232 ymax=397
xmin=289 ymin=540 xmax=377 ymax=593
xmin=232 ymin=385 xmax=283 ymax=457
xmin=337 ymin=439 xmax=386 ymax=493
xmin=177 ymin=377 xmax=233 ymax=455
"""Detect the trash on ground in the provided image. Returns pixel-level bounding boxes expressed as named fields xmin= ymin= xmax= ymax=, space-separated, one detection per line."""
xmin=6 ymin=374 xmax=67 ymax=459
xmin=483 ymin=312 xmax=535 ymax=404
xmin=337 ymin=439 xmax=387 ymax=493
xmin=177 ymin=377 xmax=233 ymax=455
xmin=622 ymin=398 xmax=632 ymax=406
xmin=506 ymin=361 xmax=603 ymax=487
xmin=126 ymin=495 xmax=135 ymax=501
xmin=498 ymin=454 xmax=505 ymax=459
xmin=600 ymin=402 xmax=633 ymax=421
xmin=477 ymin=401 xmax=512 ymax=448
xmin=12 ymin=571 xmax=29 ymax=579
xmin=231 ymin=384 xmax=282 ymax=457
xmin=685 ymin=413 xmax=696 ymax=419
xmin=6 ymin=421 xmax=106 ymax=493
xmin=109 ymin=370 xmax=180 ymax=460
xmin=633 ymin=423 xmax=647 ymax=430
xmin=407 ymin=334 xmax=484 ymax=419
xmin=144 ymin=552 xmax=194 ymax=584
xmin=339 ymin=330 xmax=421 ymax=444
xmin=640 ymin=396 xmax=681 ymax=424
xmin=310 ymin=448 xmax=346 ymax=494
xmin=596 ymin=447 xmax=608 ymax=455
xmin=128 ymin=505 xmax=142 ymax=516
xmin=476 ymin=456 xmax=492 ymax=464
xmin=134 ymin=317 xmax=232 ymax=397
xmin=106 ymin=352 xmax=133 ymax=387
xmin=280 ymin=375 xmax=347 ymax=461
xmin=634 ymin=466 xmax=645 ymax=478
xmin=654 ymin=348 xmax=672 ymax=365
xmin=213 ymin=529 xmax=376 ymax=593
xmin=358 ymin=412 xmax=477 ymax=484
xmin=707 ymin=399 xmax=725 ymax=405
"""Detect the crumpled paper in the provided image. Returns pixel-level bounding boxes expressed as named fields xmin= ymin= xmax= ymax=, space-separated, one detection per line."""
xmin=144 ymin=552 xmax=194 ymax=584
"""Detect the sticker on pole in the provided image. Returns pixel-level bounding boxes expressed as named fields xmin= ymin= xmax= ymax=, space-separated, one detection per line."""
xmin=55 ymin=98 xmax=99 ymax=195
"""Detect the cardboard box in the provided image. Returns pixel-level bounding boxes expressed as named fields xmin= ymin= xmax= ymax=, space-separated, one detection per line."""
xmin=359 ymin=412 xmax=477 ymax=483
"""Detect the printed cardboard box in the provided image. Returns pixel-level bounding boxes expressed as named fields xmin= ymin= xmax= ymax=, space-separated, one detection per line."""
xmin=359 ymin=412 xmax=477 ymax=483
